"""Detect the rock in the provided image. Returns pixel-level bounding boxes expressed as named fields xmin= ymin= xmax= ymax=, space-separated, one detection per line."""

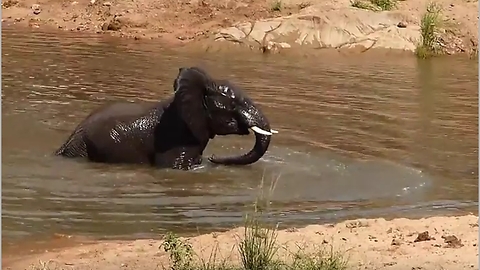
xmin=442 ymin=235 xmax=464 ymax=248
xmin=346 ymin=220 xmax=369 ymax=229
xmin=215 ymin=6 xmax=421 ymax=52
xmin=397 ymin=21 xmax=407 ymax=28
xmin=31 ymin=4 xmax=41 ymax=15
xmin=101 ymin=16 xmax=124 ymax=31
xmin=103 ymin=1 xmax=112 ymax=6
xmin=414 ymin=231 xmax=435 ymax=242
xmin=391 ymin=238 xmax=402 ymax=246
xmin=2 ymin=0 xmax=18 ymax=8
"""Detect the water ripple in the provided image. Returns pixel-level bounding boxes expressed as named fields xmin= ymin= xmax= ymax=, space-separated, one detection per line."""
xmin=2 ymin=26 xmax=478 ymax=248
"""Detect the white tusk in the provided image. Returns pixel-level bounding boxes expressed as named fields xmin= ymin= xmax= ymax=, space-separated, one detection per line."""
xmin=251 ymin=126 xmax=273 ymax=136
xmin=270 ymin=129 xmax=278 ymax=134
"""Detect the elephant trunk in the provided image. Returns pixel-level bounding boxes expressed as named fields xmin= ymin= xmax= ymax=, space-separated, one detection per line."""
xmin=208 ymin=103 xmax=276 ymax=166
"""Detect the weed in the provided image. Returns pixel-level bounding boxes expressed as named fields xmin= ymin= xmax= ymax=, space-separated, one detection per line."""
xmin=415 ymin=2 xmax=443 ymax=58
xmin=270 ymin=0 xmax=282 ymax=11
xmin=370 ymin=0 xmax=396 ymax=10
xmin=351 ymin=0 xmax=376 ymax=10
xmin=350 ymin=0 xmax=396 ymax=11
xmin=237 ymin=173 xmax=280 ymax=270
xmin=161 ymin=232 xmax=194 ymax=270
xmin=298 ymin=2 xmax=311 ymax=9
xmin=290 ymin=245 xmax=349 ymax=270
xmin=238 ymin=215 xmax=279 ymax=270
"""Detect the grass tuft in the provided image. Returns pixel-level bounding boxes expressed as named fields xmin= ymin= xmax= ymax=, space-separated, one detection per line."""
xmin=238 ymin=216 xmax=280 ymax=270
xmin=238 ymin=174 xmax=280 ymax=270
xmin=350 ymin=0 xmax=396 ymax=11
xmin=415 ymin=2 xmax=443 ymax=59
xmin=290 ymin=245 xmax=349 ymax=270
xmin=270 ymin=0 xmax=282 ymax=11
xmin=161 ymin=232 xmax=195 ymax=270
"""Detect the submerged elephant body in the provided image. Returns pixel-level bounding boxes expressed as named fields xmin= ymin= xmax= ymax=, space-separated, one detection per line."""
xmin=55 ymin=67 xmax=276 ymax=170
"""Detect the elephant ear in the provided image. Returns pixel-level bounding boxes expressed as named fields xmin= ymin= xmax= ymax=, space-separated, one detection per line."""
xmin=173 ymin=67 xmax=211 ymax=144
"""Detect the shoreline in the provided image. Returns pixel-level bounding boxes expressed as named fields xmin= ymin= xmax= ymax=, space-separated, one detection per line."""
xmin=3 ymin=214 xmax=478 ymax=270
xmin=2 ymin=0 xmax=478 ymax=57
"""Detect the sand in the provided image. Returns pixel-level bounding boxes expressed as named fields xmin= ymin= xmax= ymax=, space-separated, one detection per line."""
xmin=3 ymin=214 xmax=478 ymax=270
xmin=1 ymin=0 xmax=478 ymax=54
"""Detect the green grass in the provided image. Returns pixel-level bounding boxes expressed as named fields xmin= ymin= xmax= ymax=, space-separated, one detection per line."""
xmin=350 ymin=0 xmax=397 ymax=11
xmin=415 ymin=2 xmax=443 ymax=59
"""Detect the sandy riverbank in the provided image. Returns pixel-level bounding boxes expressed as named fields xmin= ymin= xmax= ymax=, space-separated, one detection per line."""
xmin=3 ymin=214 xmax=478 ymax=270
xmin=2 ymin=0 xmax=478 ymax=55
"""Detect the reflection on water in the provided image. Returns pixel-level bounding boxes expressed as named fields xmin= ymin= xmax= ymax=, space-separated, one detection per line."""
xmin=2 ymin=26 xmax=478 ymax=250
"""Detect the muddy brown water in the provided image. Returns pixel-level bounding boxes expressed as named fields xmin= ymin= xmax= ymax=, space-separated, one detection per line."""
xmin=2 ymin=26 xmax=478 ymax=252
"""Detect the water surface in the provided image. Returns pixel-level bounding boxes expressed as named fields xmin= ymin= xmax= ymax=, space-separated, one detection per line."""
xmin=2 ymin=26 xmax=478 ymax=251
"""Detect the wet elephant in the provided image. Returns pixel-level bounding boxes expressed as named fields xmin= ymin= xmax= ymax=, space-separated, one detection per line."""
xmin=54 ymin=66 xmax=278 ymax=170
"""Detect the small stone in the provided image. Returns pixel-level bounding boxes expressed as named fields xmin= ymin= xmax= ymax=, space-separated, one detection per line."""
xmin=442 ymin=235 xmax=464 ymax=248
xmin=2 ymin=0 xmax=18 ymax=8
xmin=71 ymin=1 xmax=78 ymax=4
xmin=90 ymin=0 xmax=96 ymax=4
xmin=101 ymin=22 xmax=109 ymax=31
xmin=397 ymin=21 xmax=407 ymax=28
xmin=31 ymin=4 xmax=41 ymax=15
xmin=277 ymin=42 xmax=291 ymax=49
xmin=414 ymin=231 xmax=434 ymax=242
xmin=103 ymin=1 xmax=112 ymax=6
xmin=391 ymin=238 xmax=402 ymax=246
xmin=344 ymin=220 xmax=368 ymax=229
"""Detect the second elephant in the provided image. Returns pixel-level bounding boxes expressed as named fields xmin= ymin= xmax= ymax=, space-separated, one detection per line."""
xmin=54 ymin=66 xmax=278 ymax=170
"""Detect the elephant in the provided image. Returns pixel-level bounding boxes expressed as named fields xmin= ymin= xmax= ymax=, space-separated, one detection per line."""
xmin=54 ymin=66 xmax=278 ymax=170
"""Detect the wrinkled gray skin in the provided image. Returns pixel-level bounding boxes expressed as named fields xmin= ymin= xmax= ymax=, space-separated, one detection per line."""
xmin=54 ymin=67 xmax=273 ymax=170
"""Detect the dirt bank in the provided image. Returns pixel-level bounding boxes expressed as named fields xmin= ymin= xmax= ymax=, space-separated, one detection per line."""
xmin=3 ymin=214 xmax=478 ymax=270
xmin=2 ymin=0 xmax=478 ymax=55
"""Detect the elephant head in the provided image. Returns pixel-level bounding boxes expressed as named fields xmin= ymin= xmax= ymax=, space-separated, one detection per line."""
xmin=172 ymin=67 xmax=278 ymax=166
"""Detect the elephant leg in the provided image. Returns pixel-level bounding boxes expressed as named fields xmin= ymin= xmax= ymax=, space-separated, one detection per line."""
xmin=154 ymin=146 xmax=204 ymax=170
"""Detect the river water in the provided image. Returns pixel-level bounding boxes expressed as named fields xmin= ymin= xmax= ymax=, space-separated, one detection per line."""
xmin=2 ymin=26 xmax=478 ymax=251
